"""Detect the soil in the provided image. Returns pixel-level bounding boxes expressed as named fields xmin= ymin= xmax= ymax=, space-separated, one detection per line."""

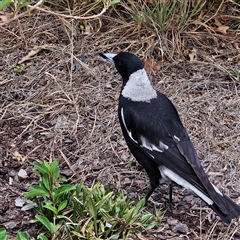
xmin=0 ymin=3 xmax=240 ymax=239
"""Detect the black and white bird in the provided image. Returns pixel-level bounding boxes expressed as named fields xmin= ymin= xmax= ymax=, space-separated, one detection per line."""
xmin=99 ymin=52 xmax=240 ymax=224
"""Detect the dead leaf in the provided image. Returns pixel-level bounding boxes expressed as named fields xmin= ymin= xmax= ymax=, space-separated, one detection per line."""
xmin=0 ymin=11 xmax=14 ymax=22
xmin=184 ymin=49 xmax=197 ymax=61
xmin=18 ymin=44 xmax=56 ymax=64
xmin=213 ymin=18 xmax=223 ymax=27
xmin=212 ymin=18 xmax=229 ymax=35
xmin=82 ymin=21 xmax=93 ymax=35
xmin=215 ymin=25 xmax=229 ymax=35
xmin=12 ymin=151 xmax=26 ymax=163
xmin=144 ymin=58 xmax=156 ymax=75
xmin=201 ymin=53 xmax=214 ymax=62
xmin=192 ymin=72 xmax=204 ymax=80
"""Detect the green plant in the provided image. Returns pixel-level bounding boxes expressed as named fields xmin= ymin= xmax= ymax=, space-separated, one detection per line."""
xmin=24 ymin=159 xmax=163 ymax=239
xmin=0 ymin=228 xmax=35 ymax=240
xmin=24 ymin=159 xmax=75 ymax=238
xmin=0 ymin=228 xmax=8 ymax=240
xmin=227 ymin=68 xmax=240 ymax=80
xmin=17 ymin=232 xmax=34 ymax=240
xmin=0 ymin=0 xmax=30 ymax=13
xmin=125 ymin=0 xmax=206 ymax=32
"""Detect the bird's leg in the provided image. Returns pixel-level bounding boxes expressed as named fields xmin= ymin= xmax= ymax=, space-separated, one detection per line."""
xmin=166 ymin=183 xmax=181 ymax=219
xmin=145 ymin=177 xmax=160 ymax=204
xmin=145 ymin=187 xmax=155 ymax=203
xmin=168 ymin=182 xmax=173 ymax=212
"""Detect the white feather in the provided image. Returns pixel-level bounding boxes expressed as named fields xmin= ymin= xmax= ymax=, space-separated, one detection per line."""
xmin=159 ymin=166 xmax=214 ymax=205
xmin=140 ymin=136 xmax=168 ymax=153
xmin=121 ymin=69 xmax=157 ymax=102
xmin=121 ymin=108 xmax=138 ymax=144
xmin=211 ymin=183 xmax=223 ymax=196
xmin=173 ymin=135 xmax=180 ymax=142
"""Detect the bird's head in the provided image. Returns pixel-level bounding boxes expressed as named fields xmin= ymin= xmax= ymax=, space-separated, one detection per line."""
xmin=99 ymin=52 xmax=144 ymax=83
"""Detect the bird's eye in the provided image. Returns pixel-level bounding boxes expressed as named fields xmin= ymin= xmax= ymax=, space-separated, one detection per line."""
xmin=116 ymin=60 xmax=123 ymax=66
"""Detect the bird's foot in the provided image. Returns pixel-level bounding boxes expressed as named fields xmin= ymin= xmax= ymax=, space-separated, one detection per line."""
xmin=164 ymin=202 xmax=181 ymax=220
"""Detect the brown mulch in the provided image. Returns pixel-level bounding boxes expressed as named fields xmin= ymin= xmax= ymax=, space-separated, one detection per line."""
xmin=0 ymin=2 xmax=240 ymax=239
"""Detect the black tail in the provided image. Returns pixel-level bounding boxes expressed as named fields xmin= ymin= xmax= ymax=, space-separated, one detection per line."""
xmin=210 ymin=194 xmax=240 ymax=224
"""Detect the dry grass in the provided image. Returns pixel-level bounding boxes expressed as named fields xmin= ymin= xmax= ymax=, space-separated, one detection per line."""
xmin=0 ymin=0 xmax=240 ymax=238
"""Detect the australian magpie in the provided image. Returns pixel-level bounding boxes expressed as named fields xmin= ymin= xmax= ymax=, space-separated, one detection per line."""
xmin=99 ymin=52 xmax=240 ymax=224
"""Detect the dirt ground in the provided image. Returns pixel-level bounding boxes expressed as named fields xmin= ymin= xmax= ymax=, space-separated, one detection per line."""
xmin=0 ymin=4 xmax=240 ymax=239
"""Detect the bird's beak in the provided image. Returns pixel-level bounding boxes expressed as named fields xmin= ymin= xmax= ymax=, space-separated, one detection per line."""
xmin=99 ymin=53 xmax=117 ymax=66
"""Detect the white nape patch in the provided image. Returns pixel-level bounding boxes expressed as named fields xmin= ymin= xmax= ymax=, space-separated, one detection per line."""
xmin=121 ymin=108 xmax=138 ymax=144
xmin=140 ymin=136 xmax=168 ymax=153
xmin=159 ymin=166 xmax=214 ymax=205
xmin=173 ymin=135 xmax=180 ymax=142
xmin=211 ymin=183 xmax=223 ymax=196
xmin=121 ymin=69 xmax=157 ymax=102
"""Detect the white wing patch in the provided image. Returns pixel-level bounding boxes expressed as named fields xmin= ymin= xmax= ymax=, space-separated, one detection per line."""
xmin=173 ymin=135 xmax=180 ymax=142
xmin=140 ymin=136 xmax=168 ymax=153
xmin=159 ymin=166 xmax=214 ymax=205
xmin=211 ymin=183 xmax=223 ymax=196
xmin=121 ymin=108 xmax=138 ymax=144
xmin=121 ymin=69 xmax=157 ymax=102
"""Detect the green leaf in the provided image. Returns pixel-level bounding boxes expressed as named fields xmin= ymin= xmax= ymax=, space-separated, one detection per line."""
xmin=24 ymin=185 xmax=49 ymax=198
xmin=123 ymin=208 xmax=134 ymax=226
xmin=99 ymin=208 xmax=110 ymax=221
xmin=132 ymin=198 xmax=145 ymax=216
xmin=123 ymin=199 xmax=145 ymax=226
xmin=33 ymin=162 xmax=50 ymax=175
xmin=57 ymin=177 xmax=67 ymax=183
xmin=0 ymin=0 xmax=12 ymax=10
xmin=99 ymin=220 xmax=105 ymax=233
xmin=38 ymin=234 xmax=48 ymax=240
xmin=87 ymin=197 xmax=97 ymax=220
xmin=50 ymin=159 xmax=60 ymax=180
xmin=58 ymin=199 xmax=68 ymax=212
xmin=0 ymin=228 xmax=8 ymax=240
xmin=19 ymin=1 xmax=30 ymax=9
xmin=42 ymin=174 xmax=51 ymax=191
xmin=71 ymin=231 xmax=86 ymax=238
xmin=110 ymin=0 xmax=120 ymax=6
xmin=17 ymin=231 xmax=29 ymax=240
xmin=35 ymin=215 xmax=55 ymax=234
xmin=44 ymin=202 xmax=58 ymax=214
xmin=141 ymin=213 xmax=153 ymax=224
xmin=228 ymin=69 xmax=240 ymax=77
xmin=0 ymin=235 xmax=8 ymax=240
xmin=96 ymin=192 xmax=113 ymax=209
xmin=0 ymin=228 xmax=7 ymax=235
xmin=54 ymin=184 xmax=76 ymax=199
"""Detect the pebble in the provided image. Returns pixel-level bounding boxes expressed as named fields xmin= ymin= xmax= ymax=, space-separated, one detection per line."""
xmin=4 ymin=221 xmax=18 ymax=230
xmin=18 ymin=169 xmax=28 ymax=180
xmin=172 ymin=223 xmax=189 ymax=233
xmin=15 ymin=197 xmax=26 ymax=207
